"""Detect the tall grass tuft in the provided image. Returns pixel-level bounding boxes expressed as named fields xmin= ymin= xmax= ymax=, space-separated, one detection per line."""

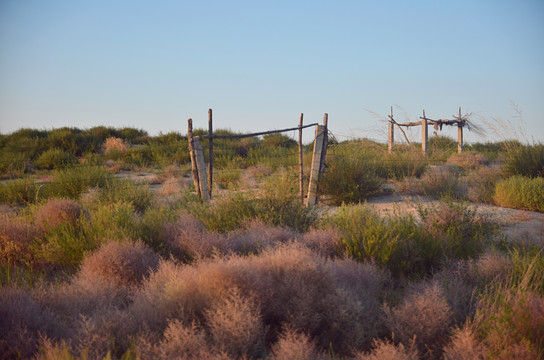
xmin=502 ymin=142 xmax=544 ymax=178
xmin=493 ymin=175 xmax=544 ymax=212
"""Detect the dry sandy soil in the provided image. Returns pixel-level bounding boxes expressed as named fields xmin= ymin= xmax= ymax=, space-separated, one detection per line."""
xmin=366 ymin=194 xmax=544 ymax=245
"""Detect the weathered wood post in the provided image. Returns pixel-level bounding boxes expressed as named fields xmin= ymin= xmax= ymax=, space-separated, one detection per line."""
xmin=306 ymin=125 xmax=326 ymax=206
xmin=193 ymin=136 xmax=210 ymax=202
xmin=299 ymin=113 xmax=304 ymax=204
xmin=320 ymin=113 xmax=328 ymax=175
xmin=187 ymin=119 xmax=201 ymax=198
xmin=457 ymin=107 xmax=463 ymax=154
xmin=388 ymin=106 xmax=395 ymax=153
xmin=208 ymin=109 xmax=213 ymax=198
xmin=421 ymin=110 xmax=428 ymax=156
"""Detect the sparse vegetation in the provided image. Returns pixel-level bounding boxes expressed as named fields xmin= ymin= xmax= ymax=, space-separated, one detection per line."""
xmin=1 ymin=126 xmax=543 ymax=359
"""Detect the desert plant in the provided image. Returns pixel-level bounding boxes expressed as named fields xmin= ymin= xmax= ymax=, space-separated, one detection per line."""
xmin=269 ymin=327 xmax=325 ymax=360
xmin=0 ymin=177 xmax=42 ymax=205
xmin=502 ymin=142 xmax=544 ymax=178
xmin=103 ymin=137 xmax=129 ymax=159
xmin=78 ymin=240 xmax=159 ymax=287
xmin=34 ymin=198 xmax=90 ymax=233
xmin=493 ymin=175 xmax=544 ymax=212
xmin=0 ymin=215 xmax=40 ymax=268
xmin=442 ymin=326 xmax=486 ymax=360
xmin=205 ymin=288 xmax=265 ymax=358
xmin=384 ymin=282 xmax=453 ymax=355
xmin=97 ymin=178 xmax=153 ymax=213
xmin=319 ymin=155 xmax=383 ymax=205
xmin=52 ymin=165 xmax=112 ymax=199
xmin=418 ymin=199 xmax=493 ymax=260
xmin=35 ymin=148 xmax=78 ymax=170
xmin=464 ymin=165 xmax=503 ymax=203
xmin=354 ymin=338 xmax=419 ymax=360
xmin=420 ymin=166 xmax=466 ymax=199
xmin=323 ymin=204 xmax=439 ymax=277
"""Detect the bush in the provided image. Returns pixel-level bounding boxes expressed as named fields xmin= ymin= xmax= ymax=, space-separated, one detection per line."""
xmin=185 ymin=175 xmax=316 ymax=232
xmin=447 ymin=151 xmax=488 ymax=170
xmin=52 ymin=165 xmax=112 ymax=199
xmin=319 ymin=156 xmax=383 ymax=205
xmin=354 ymin=338 xmax=419 ymax=360
xmin=34 ymin=198 xmax=90 ymax=233
xmin=323 ymin=204 xmax=439 ymax=277
xmin=78 ymin=240 xmax=159 ymax=287
xmin=97 ymin=178 xmax=153 ymax=213
xmin=0 ymin=215 xmax=39 ymax=267
xmin=420 ymin=166 xmax=466 ymax=199
xmin=270 ymin=327 xmax=325 ymax=360
xmin=464 ymin=165 xmax=503 ymax=203
xmin=494 ymin=176 xmax=544 ymax=212
xmin=0 ymin=177 xmax=40 ymax=205
xmin=103 ymin=137 xmax=129 ymax=159
xmin=384 ymin=282 xmax=453 ymax=355
xmin=503 ymin=143 xmax=544 ymax=178
xmin=418 ymin=199 xmax=493 ymax=260
xmin=35 ymin=148 xmax=78 ymax=170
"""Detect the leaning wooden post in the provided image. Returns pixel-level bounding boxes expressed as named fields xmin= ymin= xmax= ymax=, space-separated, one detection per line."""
xmin=306 ymin=125 xmax=326 ymax=206
xmin=193 ymin=136 xmax=210 ymax=202
xmin=457 ymin=107 xmax=463 ymax=154
xmin=421 ymin=110 xmax=428 ymax=156
xmin=298 ymin=113 xmax=304 ymax=204
xmin=319 ymin=113 xmax=328 ymax=175
xmin=388 ymin=107 xmax=395 ymax=153
xmin=208 ymin=109 xmax=213 ymax=198
xmin=187 ymin=119 xmax=201 ymax=198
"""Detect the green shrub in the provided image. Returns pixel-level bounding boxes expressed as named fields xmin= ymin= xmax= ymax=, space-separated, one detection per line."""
xmin=35 ymin=148 xmax=78 ymax=170
xmin=494 ymin=176 xmax=544 ymax=212
xmin=503 ymin=143 xmax=544 ymax=178
xmin=420 ymin=166 xmax=466 ymax=199
xmin=0 ymin=151 xmax=31 ymax=177
xmin=97 ymin=178 xmax=153 ymax=213
xmin=323 ymin=204 xmax=439 ymax=277
xmin=418 ymin=199 xmax=493 ymax=260
xmin=52 ymin=165 xmax=112 ymax=199
xmin=185 ymin=175 xmax=316 ymax=232
xmin=0 ymin=178 xmax=41 ymax=205
xmin=319 ymin=156 xmax=383 ymax=205
xmin=379 ymin=151 xmax=427 ymax=180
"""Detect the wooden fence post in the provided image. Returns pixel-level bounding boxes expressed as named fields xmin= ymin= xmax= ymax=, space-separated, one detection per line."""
xmin=421 ymin=110 xmax=428 ymax=156
xmin=306 ymin=125 xmax=326 ymax=206
xmin=319 ymin=113 xmax=328 ymax=175
xmin=208 ymin=109 xmax=213 ymax=198
xmin=187 ymin=119 xmax=201 ymax=198
xmin=457 ymin=107 xmax=463 ymax=154
xmin=388 ymin=122 xmax=394 ymax=153
xmin=193 ymin=136 xmax=210 ymax=202
xmin=299 ymin=113 xmax=304 ymax=204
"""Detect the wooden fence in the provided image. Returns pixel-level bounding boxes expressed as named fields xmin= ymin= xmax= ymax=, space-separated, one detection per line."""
xmin=388 ymin=107 xmax=469 ymax=155
xmin=187 ymin=110 xmax=329 ymax=206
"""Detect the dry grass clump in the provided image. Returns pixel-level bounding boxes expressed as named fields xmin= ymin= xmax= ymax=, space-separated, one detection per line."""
xmin=300 ymin=228 xmax=340 ymax=258
xmin=102 ymin=137 xmax=129 ymax=155
xmin=228 ymin=219 xmax=298 ymax=254
xmin=78 ymin=240 xmax=159 ymax=287
xmin=447 ymin=152 xmax=488 ymax=170
xmin=0 ymin=214 xmax=39 ymax=267
xmin=464 ymin=165 xmax=503 ymax=203
xmin=159 ymin=177 xmax=190 ymax=196
xmin=130 ymin=243 xmax=385 ymax=356
xmin=269 ymin=327 xmax=326 ymax=360
xmin=354 ymin=338 xmax=419 ymax=360
xmin=442 ymin=326 xmax=486 ymax=360
xmin=34 ymin=198 xmax=90 ymax=232
xmin=162 ymin=213 xmax=229 ymax=261
xmin=205 ymin=288 xmax=265 ymax=358
xmin=419 ymin=166 xmax=466 ymax=199
xmin=0 ymin=287 xmax=60 ymax=359
xmin=384 ymin=282 xmax=453 ymax=356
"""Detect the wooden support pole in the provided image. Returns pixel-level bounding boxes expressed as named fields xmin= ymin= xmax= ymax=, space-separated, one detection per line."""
xmin=319 ymin=113 xmax=328 ymax=175
xmin=187 ymin=119 xmax=201 ymax=198
xmin=421 ymin=110 xmax=428 ymax=156
xmin=208 ymin=109 xmax=213 ymax=198
xmin=299 ymin=113 xmax=304 ymax=204
xmin=306 ymin=125 xmax=326 ymax=206
xmin=457 ymin=107 xmax=463 ymax=154
xmin=388 ymin=106 xmax=394 ymax=153
xmin=193 ymin=136 xmax=210 ymax=202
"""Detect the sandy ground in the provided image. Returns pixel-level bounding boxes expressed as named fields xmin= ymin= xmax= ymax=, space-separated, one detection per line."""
xmin=365 ymin=194 xmax=544 ymax=244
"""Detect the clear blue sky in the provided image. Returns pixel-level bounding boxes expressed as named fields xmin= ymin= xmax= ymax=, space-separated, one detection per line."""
xmin=1 ymin=0 xmax=543 ymax=144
